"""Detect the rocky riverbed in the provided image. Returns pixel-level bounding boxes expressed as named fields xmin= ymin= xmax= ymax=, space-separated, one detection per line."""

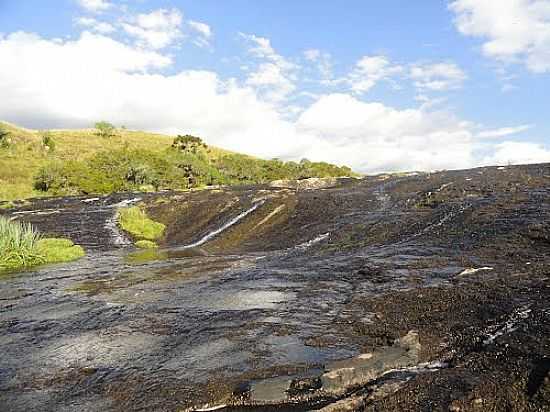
xmin=1 ymin=163 xmax=549 ymax=411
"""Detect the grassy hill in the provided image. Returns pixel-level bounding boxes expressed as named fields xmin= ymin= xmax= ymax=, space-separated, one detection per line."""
xmin=0 ymin=121 xmax=355 ymax=201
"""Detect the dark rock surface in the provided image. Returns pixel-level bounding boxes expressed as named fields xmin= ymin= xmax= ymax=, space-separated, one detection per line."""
xmin=1 ymin=163 xmax=549 ymax=411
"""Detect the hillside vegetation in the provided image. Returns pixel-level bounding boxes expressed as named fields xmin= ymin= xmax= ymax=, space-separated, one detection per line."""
xmin=0 ymin=122 xmax=355 ymax=201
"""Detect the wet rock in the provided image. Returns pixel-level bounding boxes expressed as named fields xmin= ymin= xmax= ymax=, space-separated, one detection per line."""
xmin=287 ymin=376 xmax=322 ymax=395
xmin=321 ymin=331 xmax=420 ymax=395
xmin=270 ymin=177 xmax=355 ymax=190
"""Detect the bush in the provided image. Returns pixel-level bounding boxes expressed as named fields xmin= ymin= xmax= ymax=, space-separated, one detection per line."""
xmin=172 ymin=135 xmax=206 ymax=154
xmin=41 ymin=131 xmax=55 ymax=152
xmin=118 ymin=206 xmax=165 ymax=241
xmin=0 ymin=126 xmax=11 ymax=148
xmin=94 ymin=121 xmax=116 ymax=139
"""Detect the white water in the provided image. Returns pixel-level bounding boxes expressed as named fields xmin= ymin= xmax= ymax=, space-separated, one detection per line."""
xmin=182 ymin=200 xmax=265 ymax=249
xmin=483 ymin=305 xmax=531 ymax=345
xmin=295 ymin=232 xmax=330 ymax=249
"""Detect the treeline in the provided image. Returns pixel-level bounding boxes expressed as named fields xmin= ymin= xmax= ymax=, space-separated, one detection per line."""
xmin=33 ymin=135 xmax=353 ymax=195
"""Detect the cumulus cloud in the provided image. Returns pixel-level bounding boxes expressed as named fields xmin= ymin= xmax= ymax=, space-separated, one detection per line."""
xmin=297 ymin=93 xmax=475 ymax=172
xmin=78 ymin=0 xmax=112 ymax=13
xmin=450 ymin=0 xmax=550 ymax=72
xmin=188 ymin=20 xmax=212 ymax=47
xmin=481 ymin=141 xmax=550 ymax=166
xmin=343 ymin=56 xmax=466 ymax=94
xmin=476 ymin=124 xmax=533 ymax=139
xmin=75 ymin=17 xmax=116 ymax=34
xmin=0 ymin=30 xmax=544 ymax=173
xmin=304 ymin=48 xmax=333 ymax=81
xmin=347 ymin=55 xmax=404 ymax=94
xmin=240 ymin=33 xmax=298 ymax=103
xmin=409 ymin=62 xmax=467 ymax=91
xmin=122 ymin=8 xmax=183 ymax=49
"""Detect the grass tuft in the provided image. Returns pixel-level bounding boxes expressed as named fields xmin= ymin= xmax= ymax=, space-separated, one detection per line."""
xmin=135 ymin=240 xmax=159 ymax=249
xmin=118 ymin=206 xmax=165 ymax=241
xmin=0 ymin=216 xmax=85 ymax=273
xmin=0 ymin=216 xmax=44 ymax=270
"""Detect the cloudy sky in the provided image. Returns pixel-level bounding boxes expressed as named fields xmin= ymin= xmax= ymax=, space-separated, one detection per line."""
xmin=1 ymin=0 xmax=549 ymax=173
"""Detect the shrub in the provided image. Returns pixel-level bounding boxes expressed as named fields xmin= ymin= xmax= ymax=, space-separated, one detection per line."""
xmin=41 ymin=131 xmax=55 ymax=152
xmin=94 ymin=121 xmax=116 ymax=139
xmin=118 ymin=206 xmax=165 ymax=240
xmin=33 ymin=161 xmax=85 ymax=194
xmin=172 ymin=135 xmax=206 ymax=154
xmin=0 ymin=126 xmax=11 ymax=148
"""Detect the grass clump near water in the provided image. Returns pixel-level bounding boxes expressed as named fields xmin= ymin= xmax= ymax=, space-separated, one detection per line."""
xmin=118 ymin=206 xmax=165 ymax=241
xmin=36 ymin=238 xmax=85 ymax=264
xmin=0 ymin=216 xmax=85 ymax=272
xmin=135 ymin=240 xmax=159 ymax=249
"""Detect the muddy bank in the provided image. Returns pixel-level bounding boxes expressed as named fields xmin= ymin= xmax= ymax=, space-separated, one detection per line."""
xmin=1 ymin=163 xmax=549 ymax=411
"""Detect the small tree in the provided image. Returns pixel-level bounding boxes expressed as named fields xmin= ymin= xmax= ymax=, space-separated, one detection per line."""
xmin=94 ymin=121 xmax=116 ymax=139
xmin=41 ymin=131 xmax=55 ymax=152
xmin=171 ymin=135 xmax=206 ymax=154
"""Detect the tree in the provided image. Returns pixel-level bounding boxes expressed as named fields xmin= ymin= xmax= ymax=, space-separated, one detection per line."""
xmin=94 ymin=121 xmax=116 ymax=138
xmin=171 ymin=135 xmax=206 ymax=154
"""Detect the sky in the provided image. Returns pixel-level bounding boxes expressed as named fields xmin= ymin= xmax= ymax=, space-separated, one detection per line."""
xmin=0 ymin=0 xmax=549 ymax=173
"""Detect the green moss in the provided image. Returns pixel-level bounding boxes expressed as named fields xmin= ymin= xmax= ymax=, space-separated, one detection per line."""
xmin=135 ymin=240 xmax=158 ymax=249
xmin=36 ymin=238 xmax=85 ymax=264
xmin=0 ymin=201 xmax=15 ymax=210
xmin=118 ymin=206 xmax=165 ymax=241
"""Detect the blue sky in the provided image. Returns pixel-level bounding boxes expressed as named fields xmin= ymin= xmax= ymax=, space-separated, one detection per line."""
xmin=0 ymin=0 xmax=549 ymax=172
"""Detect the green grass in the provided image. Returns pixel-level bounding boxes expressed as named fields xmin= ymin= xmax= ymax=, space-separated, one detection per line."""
xmin=0 ymin=216 xmax=85 ymax=273
xmin=118 ymin=206 xmax=166 ymax=241
xmin=135 ymin=240 xmax=159 ymax=249
xmin=0 ymin=122 xmax=235 ymax=201
xmin=0 ymin=216 xmax=44 ymax=270
xmin=36 ymin=238 xmax=86 ymax=264
xmin=0 ymin=121 xmax=357 ymax=201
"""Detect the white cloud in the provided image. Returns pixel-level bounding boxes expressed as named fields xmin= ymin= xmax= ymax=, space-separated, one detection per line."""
xmin=0 ymin=30 xmax=544 ymax=174
xmin=476 ymin=124 xmax=533 ymax=139
xmin=347 ymin=55 xmax=404 ymax=94
xmin=188 ymin=20 xmax=212 ymax=38
xmin=344 ymin=56 xmax=466 ymax=94
xmin=78 ymin=0 xmax=112 ymax=13
xmin=297 ymin=93 xmax=475 ymax=172
xmin=188 ymin=20 xmax=212 ymax=48
xmin=409 ymin=62 xmax=467 ymax=91
xmin=241 ymin=33 xmax=298 ymax=103
xmin=75 ymin=17 xmax=116 ymax=34
xmin=122 ymin=8 xmax=183 ymax=49
xmin=450 ymin=0 xmax=550 ymax=73
xmin=304 ymin=48 xmax=333 ymax=80
xmin=481 ymin=141 xmax=550 ymax=166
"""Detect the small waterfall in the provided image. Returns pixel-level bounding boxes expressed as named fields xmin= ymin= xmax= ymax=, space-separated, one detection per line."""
xmin=104 ymin=210 xmax=132 ymax=247
xmin=183 ymin=200 xmax=265 ymax=249
xmin=105 ymin=197 xmax=142 ymax=247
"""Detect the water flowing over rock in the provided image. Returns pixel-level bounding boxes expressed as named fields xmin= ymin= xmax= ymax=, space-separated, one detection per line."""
xmin=1 ymin=163 xmax=549 ymax=411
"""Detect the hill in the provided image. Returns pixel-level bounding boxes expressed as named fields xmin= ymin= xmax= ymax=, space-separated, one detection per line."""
xmin=0 ymin=121 xmax=355 ymax=201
